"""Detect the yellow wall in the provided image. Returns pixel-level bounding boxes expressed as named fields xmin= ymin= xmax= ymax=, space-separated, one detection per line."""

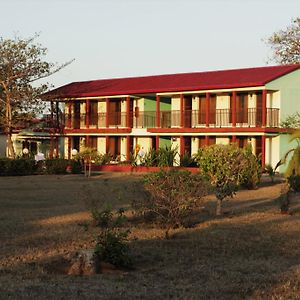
xmin=97 ymin=137 xmax=106 ymax=154
xmin=216 ymin=137 xmax=230 ymax=145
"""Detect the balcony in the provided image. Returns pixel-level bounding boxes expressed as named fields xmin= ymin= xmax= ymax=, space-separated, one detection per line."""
xmin=64 ymin=108 xmax=280 ymax=130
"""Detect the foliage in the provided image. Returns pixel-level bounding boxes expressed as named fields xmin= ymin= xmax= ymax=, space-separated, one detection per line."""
xmin=265 ymin=164 xmax=275 ymax=183
xmin=180 ymin=152 xmax=197 ymax=167
xmin=287 ymin=175 xmax=300 ymax=192
xmin=133 ymin=170 xmax=208 ymax=237
xmin=143 ymin=148 xmax=157 ymax=167
xmin=156 ymin=145 xmax=178 ymax=167
xmin=91 ymin=206 xmax=132 ymax=268
xmin=240 ymin=145 xmax=262 ymax=189
xmin=196 ymin=144 xmax=247 ymax=215
xmin=0 ymin=34 xmax=72 ymax=158
xmin=285 ymin=146 xmax=300 ymax=178
xmin=0 ymin=158 xmax=37 ymax=176
xmin=266 ymin=17 xmax=300 ymax=64
xmin=45 ymin=158 xmax=69 ymax=174
xmin=281 ymin=112 xmax=300 ymax=128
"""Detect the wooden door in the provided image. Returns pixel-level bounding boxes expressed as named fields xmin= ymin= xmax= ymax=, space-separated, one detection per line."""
xmin=256 ymin=92 xmax=262 ymax=126
xmin=237 ymin=93 xmax=248 ymax=123
xmin=199 ymin=95 xmax=206 ymax=125
xmin=209 ymin=95 xmax=216 ymax=124
xmin=109 ymin=100 xmax=121 ymax=125
xmin=73 ymin=102 xmax=80 ymax=129
xmin=184 ymin=96 xmax=192 ymax=127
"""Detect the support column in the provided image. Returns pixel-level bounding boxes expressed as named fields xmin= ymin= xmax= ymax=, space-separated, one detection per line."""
xmin=180 ymin=135 xmax=184 ymax=155
xmin=232 ymin=91 xmax=237 ymax=127
xmin=68 ymin=101 xmax=72 ymax=128
xmin=105 ymin=135 xmax=109 ymax=154
xmin=205 ymin=93 xmax=210 ymax=127
xmin=156 ymin=135 xmax=160 ymax=150
xmin=232 ymin=135 xmax=237 ymax=144
xmin=156 ymin=95 xmax=160 ymax=128
xmin=106 ymin=98 xmax=110 ymax=128
xmin=261 ymin=135 xmax=266 ymax=168
xmin=205 ymin=135 xmax=209 ymax=146
xmin=126 ymin=135 xmax=131 ymax=160
xmin=126 ymin=96 xmax=131 ymax=128
xmin=86 ymin=99 xmax=90 ymax=128
xmin=180 ymin=94 xmax=184 ymax=127
xmin=262 ymin=90 xmax=267 ymax=127
xmin=68 ymin=137 xmax=71 ymax=159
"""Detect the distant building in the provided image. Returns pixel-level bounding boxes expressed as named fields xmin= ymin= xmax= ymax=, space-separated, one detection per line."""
xmin=43 ymin=64 xmax=300 ymax=171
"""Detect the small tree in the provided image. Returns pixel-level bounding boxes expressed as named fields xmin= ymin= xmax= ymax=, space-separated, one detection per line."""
xmin=133 ymin=169 xmax=209 ymax=238
xmin=0 ymin=34 xmax=72 ymax=158
xmin=266 ymin=17 xmax=300 ymax=64
xmin=196 ymin=144 xmax=247 ymax=216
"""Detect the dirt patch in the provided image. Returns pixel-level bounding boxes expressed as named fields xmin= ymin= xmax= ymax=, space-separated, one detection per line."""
xmin=2 ymin=174 xmax=300 ymax=299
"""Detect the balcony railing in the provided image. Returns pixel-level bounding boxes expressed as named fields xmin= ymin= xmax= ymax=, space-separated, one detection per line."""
xmin=64 ymin=108 xmax=280 ymax=130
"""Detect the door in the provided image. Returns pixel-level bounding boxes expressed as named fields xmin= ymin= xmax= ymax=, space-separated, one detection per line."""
xmin=109 ymin=100 xmax=121 ymax=126
xmin=108 ymin=137 xmax=121 ymax=159
xmin=209 ymin=95 xmax=216 ymax=125
xmin=73 ymin=102 xmax=80 ymax=129
xmin=184 ymin=96 xmax=192 ymax=127
xmin=198 ymin=95 xmax=206 ymax=125
xmin=237 ymin=93 xmax=248 ymax=123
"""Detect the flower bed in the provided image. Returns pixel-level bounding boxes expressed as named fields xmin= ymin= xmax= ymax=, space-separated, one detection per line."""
xmin=91 ymin=164 xmax=199 ymax=173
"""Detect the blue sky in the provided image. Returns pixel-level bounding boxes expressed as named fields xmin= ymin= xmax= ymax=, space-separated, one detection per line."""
xmin=1 ymin=0 xmax=300 ymax=88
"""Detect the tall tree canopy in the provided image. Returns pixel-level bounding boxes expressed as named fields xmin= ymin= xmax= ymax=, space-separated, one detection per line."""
xmin=267 ymin=17 xmax=300 ymax=64
xmin=0 ymin=35 xmax=72 ymax=158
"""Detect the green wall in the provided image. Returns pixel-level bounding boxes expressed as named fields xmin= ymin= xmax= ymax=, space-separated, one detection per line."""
xmin=144 ymin=96 xmax=171 ymax=112
xmin=159 ymin=137 xmax=171 ymax=148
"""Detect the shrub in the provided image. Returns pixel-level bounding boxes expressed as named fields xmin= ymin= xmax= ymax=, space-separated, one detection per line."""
xmin=265 ymin=164 xmax=275 ymax=183
xmin=180 ymin=152 xmax=197 ymax=167
xmin=196 ymin=144 xmax=247 ymax=215
xmin=0 ymin=158 xmax=37 ymax=176
xmin=91 ymin=206 xmax=132 ymax=268
xmin=240 ymin=145 xmax=262 ymax=189
xmin=133 ymin=169 xmax=209 ymax=237
xmin=143 ymin=148 xmax=157 ymax=167
xmin=287 ymin=175 xmax=300 ymax=192
xmin=45 ymin=158 xmax=70 ymax=174
xmin=156 ymin=145 xmax=178 ymax=167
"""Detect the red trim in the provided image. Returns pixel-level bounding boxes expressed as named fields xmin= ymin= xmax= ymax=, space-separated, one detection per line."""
xmin=147 ymin=127 xmax=284 ymax=133
xmin=106 ymin=98 xmax=109 ymax=128
xmin=261 ymin=135 xmax=266 ymax=168
xmin=126 ymin=96 xmax=130 ymax=128
xmin=205 ymin=135 xmax=209 ymax=146
xmin=126 ymin=135 xmax=130 ymax=160
xmin=156 ymin=95 xmax=160 ymax=128
xmin=232 ymin=91 xmax=236 ymax=127
xmin=64 ymin=128 xmax=132 ymax=134
xmin=232 ymin=135 xmax=237 ymax=143
xmin=92 ymin=164 xmax=199 ymax=173
xmin=262 ymin=90 xmax=267 ymax=127
xmin=180 ymin=94 xmax=184 ymax=127
xmin=205 ymin=92 xmax=210 ymax=127
xmin=180 ymin=135 xmax=184 ymax=155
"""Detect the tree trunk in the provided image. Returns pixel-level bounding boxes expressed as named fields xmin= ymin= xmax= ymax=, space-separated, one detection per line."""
xmin=216 ymin=198 xmax=222 ymax=216
xmin=6 ymin=132 xmax=15 ymax=158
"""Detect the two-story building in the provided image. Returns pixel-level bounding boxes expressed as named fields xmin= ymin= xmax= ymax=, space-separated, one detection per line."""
xmin=43 ymin=64 xmax=300 ymax=171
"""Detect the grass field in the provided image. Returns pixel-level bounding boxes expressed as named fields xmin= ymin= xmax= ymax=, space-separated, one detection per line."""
xmin=1 ymin=173 xmax=300 ymax=299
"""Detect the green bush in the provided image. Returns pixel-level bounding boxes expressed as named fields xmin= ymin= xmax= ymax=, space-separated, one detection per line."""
xmin=180 ymin=152 xmax=197 ymax=167
xmin=287 ymin=175 xmax=300 ymax=192
xmin=0 ymin=158 xmax=37 ymax=176
xmin=45 ymin=159 xmax=69 ymax=174
xmin=196 ymin=144 xmax=247 ymax=215
xmin=240 ymin=145 xmax=262 ymax=189
xmin=133 ymin=169 xmax=209 ymax=237
xmin=156 ymin=145 xmax=178 ymax=167
xmin=91 ymin=206 xmax=132 ymax=268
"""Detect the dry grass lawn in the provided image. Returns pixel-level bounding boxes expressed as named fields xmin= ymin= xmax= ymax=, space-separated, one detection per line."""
xmin=1 ymin=173 xmax=300 ymax=299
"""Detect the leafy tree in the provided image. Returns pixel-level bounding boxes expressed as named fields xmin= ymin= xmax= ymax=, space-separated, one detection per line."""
xmin=280 ymin=112 xmax=300 ymax=128
xmin=196 ymin=144 xmax=247 ymax=216
xmin=266 ymin=17 xmax=300 ymax=64
xmin=133 ymin=169 xmax=209 ymax=238
xmin=0 ymin=34 xmax=72 ymax=158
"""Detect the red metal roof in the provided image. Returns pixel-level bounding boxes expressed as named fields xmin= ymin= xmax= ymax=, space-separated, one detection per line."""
xmin=44 ymin=64 xmax=300 ymax=99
